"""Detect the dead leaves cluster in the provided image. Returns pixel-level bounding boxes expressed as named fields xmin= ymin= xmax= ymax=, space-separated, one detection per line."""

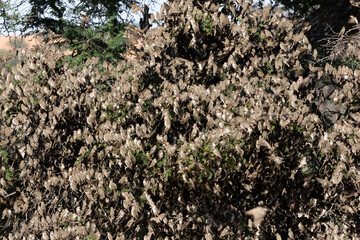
xmin=0 ymin=0 xmax=360 ymax=239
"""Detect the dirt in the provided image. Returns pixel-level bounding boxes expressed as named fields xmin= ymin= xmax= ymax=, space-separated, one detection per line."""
xmin=0 ymin=35 xmax=42 ymax=51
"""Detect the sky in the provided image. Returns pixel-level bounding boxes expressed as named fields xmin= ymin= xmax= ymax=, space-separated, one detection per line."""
xmin=136 ymin=0 xmax=167 ymax=27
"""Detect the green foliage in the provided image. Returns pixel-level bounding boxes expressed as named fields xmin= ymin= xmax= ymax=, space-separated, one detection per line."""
xmin=5 ymin=63 xmax=13 ymax=73
xmin=4 ymin=168 xmax=14 ymax=181
xmin=0 ymin=148 xmax=9 ymax=164
xmin=330 ymin=57 xmax=360 ymax=69
xmin=104 ymin=104 xmax=127 ymax=122
xmin=196 ymin=13 xmax=213 ymax=36
xmin=263 ymin=61 xmax=275 ymax=75
xmin=134 ymin=150 xmax=150 ymax=166
xmin=61 ymin=18 xmax=128 ymax=69
xmin=81 ymin=235 xmax=96 ymax=240
xmin=0 ymin=148 xmax=13 ymax=185
xmin=164 ymin=168 xmax=173 ymax=182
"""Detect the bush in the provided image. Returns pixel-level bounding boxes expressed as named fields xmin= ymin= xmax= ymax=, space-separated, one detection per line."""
xmin=0 ymin=0 xmax=359 ymax=239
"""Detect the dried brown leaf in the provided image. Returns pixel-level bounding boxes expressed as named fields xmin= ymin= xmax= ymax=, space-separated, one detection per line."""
xmin=245 ymin=206 xmax=269 ymax=228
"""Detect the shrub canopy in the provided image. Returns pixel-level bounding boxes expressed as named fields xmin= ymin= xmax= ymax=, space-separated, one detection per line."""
xmin=0 ymin=0 xmax=359 ymax=239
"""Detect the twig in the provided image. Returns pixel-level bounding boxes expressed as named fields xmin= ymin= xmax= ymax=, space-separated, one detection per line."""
xmin=4 ymin=191 xmax=16 ymax=198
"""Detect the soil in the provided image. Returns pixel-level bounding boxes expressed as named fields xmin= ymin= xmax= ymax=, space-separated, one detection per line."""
xmin=0 ymin=35 xmax=42 ymax=51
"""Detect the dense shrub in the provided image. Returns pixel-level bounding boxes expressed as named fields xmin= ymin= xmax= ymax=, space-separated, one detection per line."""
xmin=0 ymin=0 xmax=359 ymax=239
